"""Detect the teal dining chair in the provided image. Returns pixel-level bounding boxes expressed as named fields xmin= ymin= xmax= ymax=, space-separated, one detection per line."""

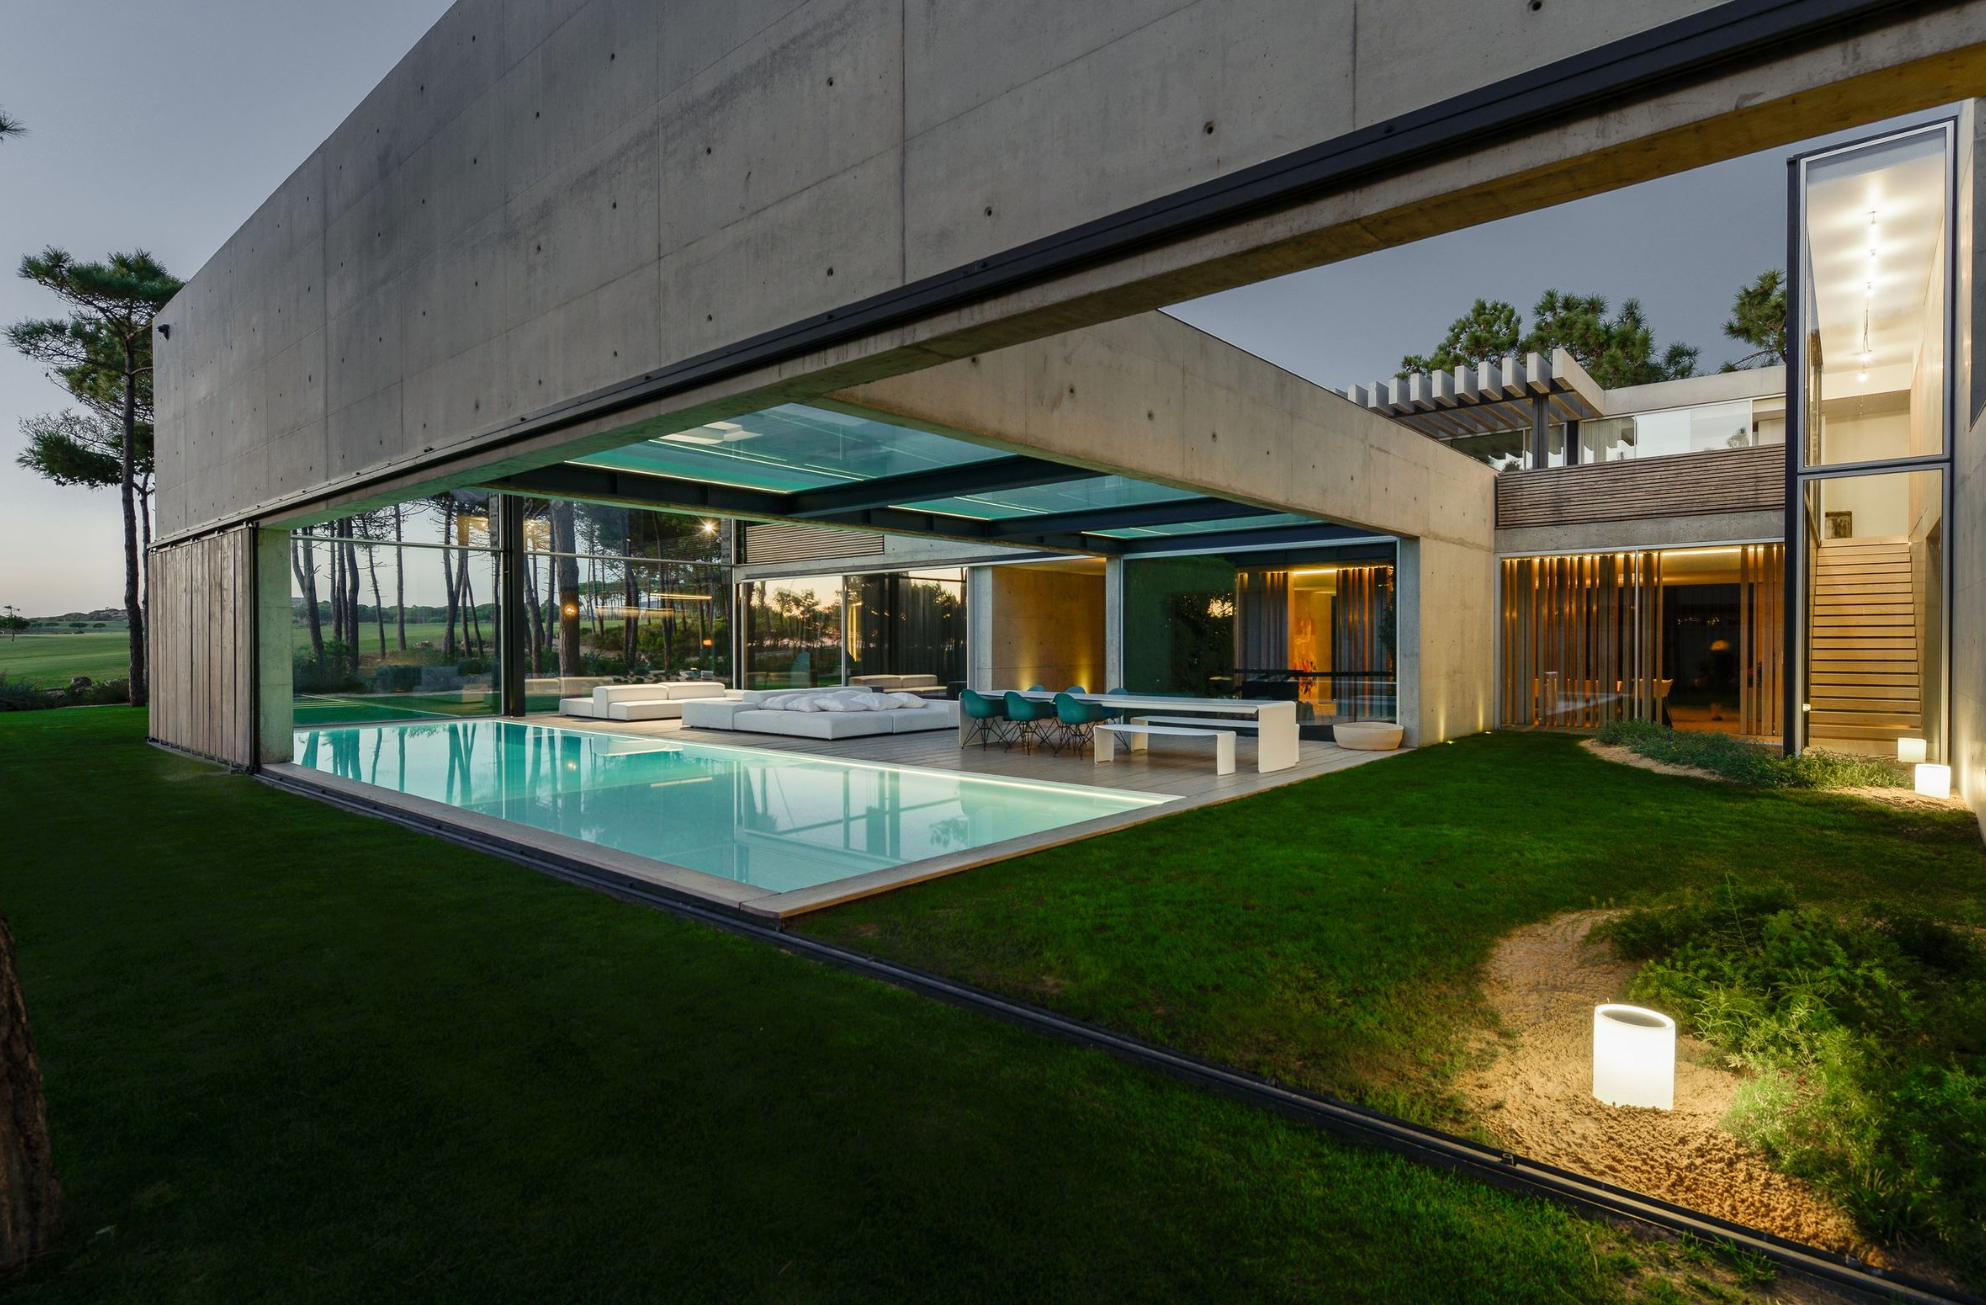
xmin=1003 ymin=691 xmax=1055 ymax=752
xmin=959 ymin=688 xmax=1012 ymax=749
xmin=1054 ymin=692 xmax=1114 ymax=752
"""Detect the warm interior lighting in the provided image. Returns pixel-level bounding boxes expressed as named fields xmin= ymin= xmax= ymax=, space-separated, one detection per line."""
xmin=1898 ymin=737 xmax=1927 ymax=765
xmin=1914 ymin=763 xmax=1951 ymax=799
xmin=700 ymin=520 xmax=718 ymax=534
xmin=1593 ymin=1005 xmax=1675 ymax=1110
xmin=560 ymin=601 xmax=579 ymax=619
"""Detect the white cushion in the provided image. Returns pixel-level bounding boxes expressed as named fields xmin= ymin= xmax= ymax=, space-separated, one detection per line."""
xmin=607 ymin=700 xmax=686 ymax=721
xmin=593 ymin=683 xmax=676 ymax=708
xmin=662 ymin=681 xmax=729 ymax=700
xmin=680 ymin=699 xmax=748 ymax=729
xmin=887 ymin=703 xmax=960 ymax=733
xmin=732 ymin=710 xmax=897 ymax=739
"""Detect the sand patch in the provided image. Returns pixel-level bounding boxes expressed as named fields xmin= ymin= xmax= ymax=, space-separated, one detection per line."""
xmin=1462 ymin=910 xmax=1868 ymax=1258
xmin=1580 ymin=737 xmax=1725 ymax=782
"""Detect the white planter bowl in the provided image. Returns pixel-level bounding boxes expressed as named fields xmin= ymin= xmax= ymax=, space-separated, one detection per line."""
xmin=1333 ymin=721 xmax=1403 ymax=751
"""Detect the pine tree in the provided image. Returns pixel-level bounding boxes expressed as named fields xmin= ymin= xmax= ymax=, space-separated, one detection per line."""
xmin=7 ymin=249 xmax=182 ymax=706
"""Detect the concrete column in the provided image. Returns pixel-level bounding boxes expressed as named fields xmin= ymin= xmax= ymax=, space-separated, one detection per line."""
xmin=254 ymin=527 xmax=294 ymax=765
xmin=966 ymin=566 xmax=994 ymax=690
xmin=495 ymin=494 xmax=527 ymax=716
xmin=1104 ymin=556 xmax=1125 ymax=689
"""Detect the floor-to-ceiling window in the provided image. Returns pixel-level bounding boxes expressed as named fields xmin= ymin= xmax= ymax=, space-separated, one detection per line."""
xmin=1498 ymin=545 xmax=1786 ymax=736
xmin=1792 ymin=122 xmax=1953 ymax=759
xmin=515 ymin=498 xmax=729 ymax=709
xmin=288 ymin=491 xmax=502 ymax=726
xmin=846 ymin=568 xmax=965 ymax=687
xmin=741 ymin=575 xmax=847 ymax=689
xmin=1121 ymin=543 xmax=1397 ymax=723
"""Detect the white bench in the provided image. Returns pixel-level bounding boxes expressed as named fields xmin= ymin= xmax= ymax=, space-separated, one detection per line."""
xmin=1132 ymin=715 xmax=1260 ymax=732
xmin=1095 ymin=722 xmax=1235 ymax=775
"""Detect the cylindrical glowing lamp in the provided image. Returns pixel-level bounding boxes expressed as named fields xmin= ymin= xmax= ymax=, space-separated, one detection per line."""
xmin=1914 ymin=763 xmax=1952 ymax=799
xmin=1898 ymin=737 xmax=1927 ymax=765
xmin=1592 ymin=1004 xmax=1675 ymax=1110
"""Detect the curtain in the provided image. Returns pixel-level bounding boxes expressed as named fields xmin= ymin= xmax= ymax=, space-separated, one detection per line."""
xmin=1234 ymin=570 xmax=1290 ymax=672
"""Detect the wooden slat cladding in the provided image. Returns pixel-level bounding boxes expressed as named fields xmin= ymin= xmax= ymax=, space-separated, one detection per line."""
xmin=147 ymin=527 xmax=257 ymax=767
xmin=1495 ymin=444 xmax=1784 ymax=530
xmin=742 ymin=521 xmax=885 ymax=565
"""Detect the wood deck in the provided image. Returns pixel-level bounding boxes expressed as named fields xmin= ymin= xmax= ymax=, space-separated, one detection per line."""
xmin=548 ymin=714 xmax=1399 ymax=806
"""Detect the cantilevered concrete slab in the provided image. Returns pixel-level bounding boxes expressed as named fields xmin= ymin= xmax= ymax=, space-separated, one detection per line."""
xmin=826 ymin=312 xmax=1497 ymax=746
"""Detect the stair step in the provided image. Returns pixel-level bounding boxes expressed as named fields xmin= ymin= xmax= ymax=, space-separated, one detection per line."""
xmin=1808 ymin=723 xmax=1920 ymax=741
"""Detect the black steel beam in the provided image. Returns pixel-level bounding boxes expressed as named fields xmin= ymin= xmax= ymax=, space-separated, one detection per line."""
xmin=1113 ymin=522 xmax=1373 ymax=554
xmin=784 ymin=456 xmax=1105 ymax=519
xmin=488 ymin=463 xmax=792 ymax=520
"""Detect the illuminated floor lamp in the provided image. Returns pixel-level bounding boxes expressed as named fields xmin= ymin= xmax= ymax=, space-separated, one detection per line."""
xmin=1593 ymin=1005 xmax=1674 ymax=1110
xmin=1898 ymin=738 xmax=1950 ymax=798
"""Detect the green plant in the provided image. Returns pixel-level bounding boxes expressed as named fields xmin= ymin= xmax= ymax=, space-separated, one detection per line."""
xmin=1597 ymin=882 xmax=1986 ymax=1274
xmin=1593 ymin=719 xmax=1906 ymax=791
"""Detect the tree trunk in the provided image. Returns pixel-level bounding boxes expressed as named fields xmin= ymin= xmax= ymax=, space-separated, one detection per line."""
xmin=344 ymin=531 xmax=361 ymax=672
xmin=551 ymin=501 xmax=581 ymax=675
xmin=0 ymin=913 xmax=61 ymax=1271
xmin=440 ymin=502 xmax=459 ymax=660
xmin=392 ymin=506 xmax=407 ymax=651
xmin=296 ymin=534 xmax=324 ymax=662
xmin=119 ymin=342 xmax=146 ymax=706
xmin=366 ymin=547 xmax=386 ymax=658
xmin=622 ymin=562 xmax=638 ymax=670
xmin=523 ymin=560 xmax=544 ymax=674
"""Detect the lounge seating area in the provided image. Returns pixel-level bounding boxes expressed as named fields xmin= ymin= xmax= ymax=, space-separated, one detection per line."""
xmin=557 ymin=681 xmax=959 ymax=739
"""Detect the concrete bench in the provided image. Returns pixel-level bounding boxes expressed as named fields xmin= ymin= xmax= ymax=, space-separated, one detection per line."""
xmin=1131 ymin=714 xmax=1261 ymax=732
xmin=1095 ymin=722 xmax=1235 ymax=775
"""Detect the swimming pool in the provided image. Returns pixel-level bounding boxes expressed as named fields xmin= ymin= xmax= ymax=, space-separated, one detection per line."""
xmin=292 ymin=720 xmax=1169 ymax=895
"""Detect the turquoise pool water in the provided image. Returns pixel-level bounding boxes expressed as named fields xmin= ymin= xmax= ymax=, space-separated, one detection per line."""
xmin=292 ymin=720 xmax=1168 ymax=895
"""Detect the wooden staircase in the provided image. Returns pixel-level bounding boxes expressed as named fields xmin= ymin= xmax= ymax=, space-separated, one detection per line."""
xmin=1809 ymin=537 xmax=1921 ymax=746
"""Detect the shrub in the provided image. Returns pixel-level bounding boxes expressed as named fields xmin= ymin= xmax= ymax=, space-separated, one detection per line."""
xmin=1593 ymin=719 xmax=1905 ymax=790
xmin=0 ymin=673 xmax=53 ymax=710
xmin=1596 ymin=883 xmax=1986 ymax=1273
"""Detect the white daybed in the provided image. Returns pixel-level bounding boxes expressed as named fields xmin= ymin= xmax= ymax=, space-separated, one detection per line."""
xmin=559 ymin=681 xmax=737 ymax=721
xmin=680 ymin=688 xmax=958 ymax=739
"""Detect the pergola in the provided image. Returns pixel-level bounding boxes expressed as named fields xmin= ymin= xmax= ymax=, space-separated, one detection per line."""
xmin=1341 ymin=348 xmax=1605 ymax=467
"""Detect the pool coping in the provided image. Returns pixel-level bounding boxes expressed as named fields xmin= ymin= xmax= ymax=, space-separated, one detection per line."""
xmin=263 ymin=731 xmax=1195 ymax=919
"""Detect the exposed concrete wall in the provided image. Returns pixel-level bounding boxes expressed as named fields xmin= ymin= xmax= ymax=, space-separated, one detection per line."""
xmin=1602 ymin=366 xmax=1786 ymax=415
xmin=1496 ymin=510 xmax=1783 ymax=557
xmin=153 ymin=0 xmax=1986 ymax=542
xmin=1953 ymin=103 xmax=1984 ymax=834
xmin=833 ymin=313 xmax=1495 ymax=744
xmin=969 ymin=565 xmax=1106 ymax=695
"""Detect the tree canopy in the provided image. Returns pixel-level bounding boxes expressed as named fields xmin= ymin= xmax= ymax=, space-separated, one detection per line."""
xmin=1399 ymin=289 xmax=1698 ymax=388
xmin=1721 ymin=268 xmax=1786 ymax=370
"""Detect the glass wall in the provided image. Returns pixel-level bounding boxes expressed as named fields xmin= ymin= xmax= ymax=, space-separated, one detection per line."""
xmin=289 ymin=491 xmax=501 ymax=725
xmin=517 ymin=498 xmax=729 ymax=709
xmin=846 ymin=569 xmax=965 ymax=686
xmin=1122 ymin=543 xmax=1397 ymax=723
xmin=1578 ymin=397 xmax=1783 ymax=463
xmin=1498 ymin=545 xmax=1786 ymax=737
xmin=1801 ymin=469 xmax=1944 ymax=758
xmin=741 ymin=575 xmax=846 ymax=689
xmin=741 ymin=567 xmax=966 ymax=690
xmin=1792 ymin=122 xmax=1952 ymax=762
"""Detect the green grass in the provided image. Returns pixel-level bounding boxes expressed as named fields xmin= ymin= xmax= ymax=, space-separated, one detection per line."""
xmin=0 ymin=631 xmax=130 ymax=689
xmin=802 ymin=733 xmax=1985 ymax=1136
xmin=1 ymin=709 xmax=1774 ymax=1304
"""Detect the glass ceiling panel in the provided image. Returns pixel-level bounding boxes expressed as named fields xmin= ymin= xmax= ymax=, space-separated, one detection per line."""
xmin=572 ymin=403 xmax=1010 ymax=493
xmin=899 ymin=476 xmax=1200 ymax=520
xmin=1088 ymin=512 xmax=1317 ymax=539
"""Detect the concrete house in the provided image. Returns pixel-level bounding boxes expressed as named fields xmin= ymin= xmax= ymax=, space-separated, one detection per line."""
xmin=143 ymin=1 xmax=1986 ymax=840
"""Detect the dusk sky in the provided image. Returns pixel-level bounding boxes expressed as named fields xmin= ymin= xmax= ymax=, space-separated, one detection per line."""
xmin=0 ymin=3 xmax=1944 ymax=615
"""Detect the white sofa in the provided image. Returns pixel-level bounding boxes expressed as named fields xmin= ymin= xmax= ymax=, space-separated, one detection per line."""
xmin=559 ymin=681 xmax=736 ymax=721
xmin=680 ymin=688 xmax=958 ymax=738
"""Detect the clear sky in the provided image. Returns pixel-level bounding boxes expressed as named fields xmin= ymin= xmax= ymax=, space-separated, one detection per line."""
xmin=0 ymin=0 xmax=453 ymax=617
xmin=0 ymin=3 xmax=1949 ymax=615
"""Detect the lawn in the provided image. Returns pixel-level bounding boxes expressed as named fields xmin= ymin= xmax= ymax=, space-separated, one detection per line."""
xmin=0 ymin=631 xmax=130 ymax=689
xmin=0 ymin=709 xmax=1782 ymax=1304
xmin=801 ymin=732 xmax=1986 ymax=1280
